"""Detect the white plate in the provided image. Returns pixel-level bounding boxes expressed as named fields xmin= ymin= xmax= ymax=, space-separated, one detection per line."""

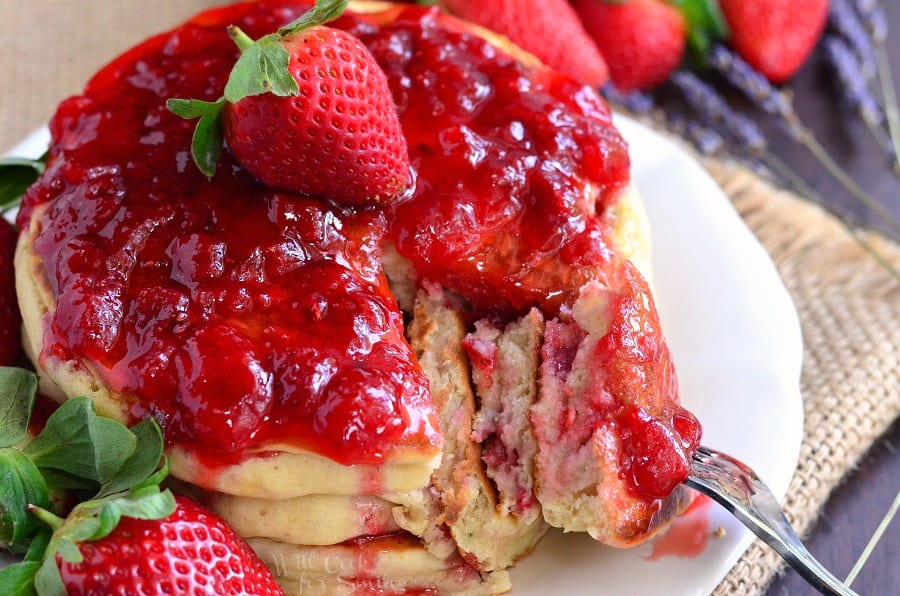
xmin=3 ymin=116 xmax=804 ymax=595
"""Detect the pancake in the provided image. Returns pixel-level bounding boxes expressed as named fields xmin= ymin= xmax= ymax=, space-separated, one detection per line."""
xmin=466 ymin=309 xmax=545 ymax=525
xmin=15 ymin=200 xmax=442 ymax=499
xmin=209 ymin=493 xmax=400 ymax=546
xmin=404 ymin=288 xmax=548 ymax=572
xmin=249 ymin=533 xmax=511 ymax=595
xmin=14 ymin=1 xmax=700 ymax=593
xmin=531 ymin=274 xmax=698 ymax=546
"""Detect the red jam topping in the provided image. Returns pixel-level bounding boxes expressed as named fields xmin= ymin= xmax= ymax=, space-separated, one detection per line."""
xmin=20 ymin=1 xmax=442 ymax=466
xmin=20 ymin=0 xmax=698 ymax=489
xmin=595 ymin=265 xmax=701 ymax=499
xmin=350 ymin=8 xmax=631 ymax=316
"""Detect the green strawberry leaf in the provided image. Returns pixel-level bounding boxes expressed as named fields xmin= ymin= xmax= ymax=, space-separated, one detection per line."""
xmin=24 ymin=397 xmax=136 ymax=484
xmin=33 ymin=554 xmax=65 ymax=596
xmin=223 ymin=33 xmax=297 ymax=102
xmin=277 ymin=0 xmax=348 ymax=37
xmin=95 ymin=418 xmax=164 ymax=498
xmin=0 ymin=155 xmax=46 ymax=213
xmin=112 ymin=488 xmax=176 ymax=520
xmin=167 ymin=97 xmax=226 ymax=179
xmin=0 ymin=448 xmax=50 ymax=545
xmin=0 ymin=561 xmax=41 ymax=596
xmin=24 ymin=526 xmax=52 ymax=562
xmin=52 ymin=488 xmax=175 ymax=543
xmin=165 ymin=98 xmax=224 ymax=119
xmin=54 ymin=537 xmax=83 ymax=564
xmin=131 ymin=455 xmax=170 ymax=493
xmin=669 ymin=0 xmax=729 ymax=58
xmin=0 ymin=367 xmax=39 ymax=448
xmin=192 ymin=106 xmax=225 ymax=179
xmin=169 ymin=0 xmax=349 ymax=177
xmin=39 ymin=468 xmax=98 ymax=492
xmin=191 ymin=110 xmax=225 ymax=178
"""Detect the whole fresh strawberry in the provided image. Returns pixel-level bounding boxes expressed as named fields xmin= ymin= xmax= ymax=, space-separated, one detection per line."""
xmin=169 ymin=0 xmax=410 ymax=206
xmin=55 ymin=494 xmax=282 ymax=595
xmin=573 ymin=0 xmax=687 ymax=91
xmin=442 ymin=0 xmax=610 ymax=87
xmin=0 ymin=373 xmax=283 ymax=595
xmin=0 ymin=218 xmax=21 ymax=366
xmin=718 ymin=0 xmax=828 ymax=83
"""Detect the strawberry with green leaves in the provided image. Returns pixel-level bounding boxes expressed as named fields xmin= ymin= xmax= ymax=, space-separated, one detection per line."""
xmin=718 ymin=0 xmax=828 ymax=83
xmin=168 ymin=0 xmax=410 ymax=206
xmin=0 ymin=367 xmax=283 ymax=595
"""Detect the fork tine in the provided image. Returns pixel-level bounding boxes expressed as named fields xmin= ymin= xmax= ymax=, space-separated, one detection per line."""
xmin=686 ymin=446 xmax=857 ymax=596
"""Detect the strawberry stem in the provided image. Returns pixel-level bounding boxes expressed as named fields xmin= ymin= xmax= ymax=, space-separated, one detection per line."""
xmin=277 ymin=0 xmax=348 ymax=37
xmin=27 ymin=505 xmax=63 ymax=532
xmin=228 ymin=26 xmax=255 ymax=52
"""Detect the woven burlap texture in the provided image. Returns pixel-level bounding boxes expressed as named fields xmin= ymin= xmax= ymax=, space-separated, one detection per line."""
xmin=705 ymin=160 xmax=900 ymax=594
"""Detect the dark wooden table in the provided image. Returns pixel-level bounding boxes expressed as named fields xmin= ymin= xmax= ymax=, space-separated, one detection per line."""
xmin=761 ymin=4 xmax=900 ymax=594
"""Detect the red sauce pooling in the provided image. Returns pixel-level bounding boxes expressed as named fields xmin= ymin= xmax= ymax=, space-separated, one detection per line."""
xmin=646 ymin=494 xmax=714 ymax=560
xmin=20 ymin=0 xmax=441 ymax=466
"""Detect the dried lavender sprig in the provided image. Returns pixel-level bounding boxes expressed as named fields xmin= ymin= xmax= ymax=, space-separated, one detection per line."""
xmin=662 ymin=110 xmax=726 ymax=156
xmin=875 ymin=46 xmax=900 ymax=173
xmin=854 ymin=0 xmax=900 ymax=172
xmin=830 ymin=0 xmax=878 ymax=78
xmin=822 ymin=35 xmax=893 ymax=154
xmin=670 ymin=68 xmax=900 ymax=260
xmin=852 ymin=0 xmax=887 ymax=45
xmin=707 ymin=45 xmax=795 ymax=124
xmin=762 ymin=153 xmax=900 ymax=283
xmin=685 ymin=121 xmax=725 ymax=156
xmin=823 ymin=36 xmax=884 ymax=127
xmin=600 ymin=84 xmax=656 ymax=116
xmin=668 ymin=70 xmax=767 ymax=156
xmin=708 ymin=45 xmax=900 ymax=236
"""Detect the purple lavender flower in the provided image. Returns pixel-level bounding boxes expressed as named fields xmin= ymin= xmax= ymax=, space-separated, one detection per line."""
xmin=823 ymin=35 xmax=885 ymax=127
xmin=685 ymin=121 xmax=725 ymax=156
xmin=706 ymin=45 xmax=794 ymax=122
xmin=668 ymin=70 xmax=767 ymax=155
xmin=600 ymin=84 xmax=655 ymax=115
xmin=854 ymin=0 xmax=888 ymax=44
xmin=830 ymin=0 xmax=878 ymax=77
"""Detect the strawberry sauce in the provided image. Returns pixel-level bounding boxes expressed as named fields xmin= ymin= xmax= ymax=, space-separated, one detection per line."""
xmin=351 ymin=9 xmax=631 ymax=316
xmin=19 ymin=1 xmax=444 ymax=466
xmin=19 ymin=0 xmax=699 ymax=492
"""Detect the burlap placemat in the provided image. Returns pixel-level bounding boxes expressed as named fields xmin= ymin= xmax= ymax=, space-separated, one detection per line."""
xmin=706 ymin=160 xmax=900 ymax=594
xmin=3 ymin=2 xmax=899 ymax=594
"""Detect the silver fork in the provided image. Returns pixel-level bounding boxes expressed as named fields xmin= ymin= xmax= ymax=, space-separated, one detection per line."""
xmin=686 ymin=446 xmax=857 ymax=596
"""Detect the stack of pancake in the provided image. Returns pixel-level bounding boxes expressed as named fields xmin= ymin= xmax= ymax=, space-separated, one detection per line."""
xmin=14 ymin=1 xmax=699 ymax=593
